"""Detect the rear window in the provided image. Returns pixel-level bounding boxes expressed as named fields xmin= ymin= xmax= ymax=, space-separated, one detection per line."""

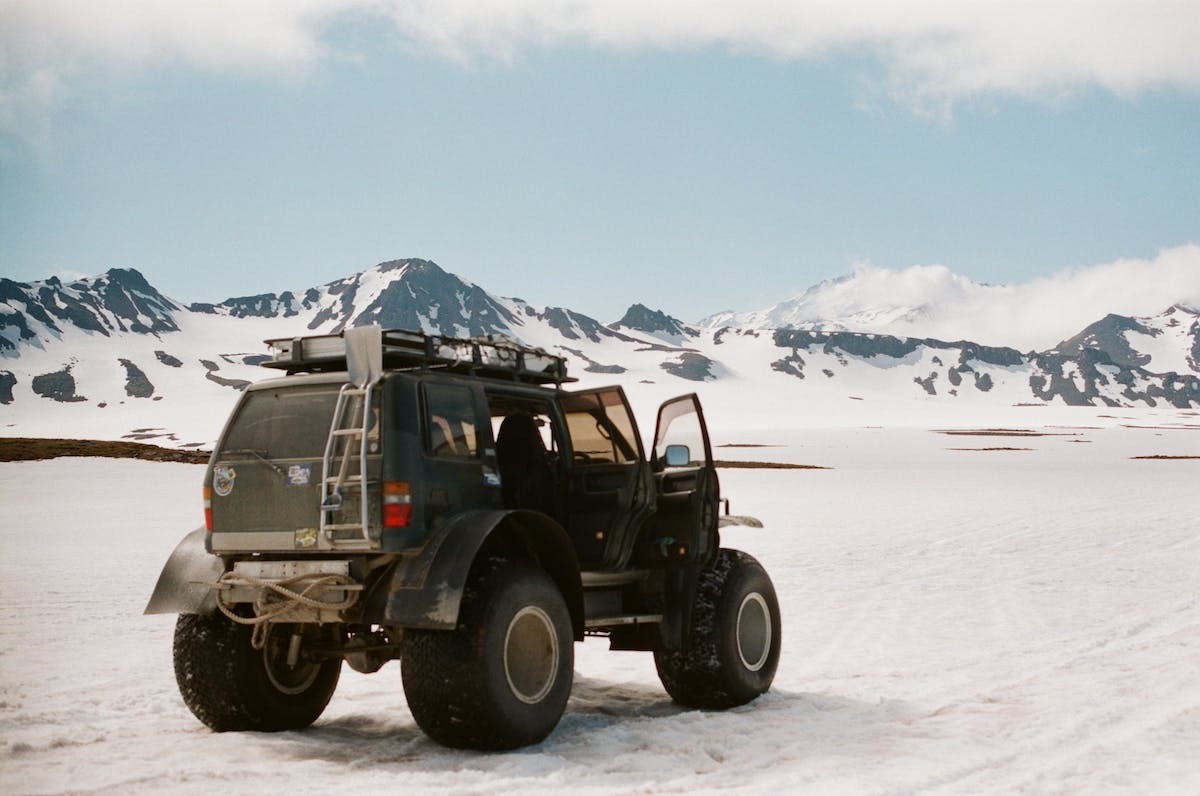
xmin=220 ymin=385 xmax=341 ymax=460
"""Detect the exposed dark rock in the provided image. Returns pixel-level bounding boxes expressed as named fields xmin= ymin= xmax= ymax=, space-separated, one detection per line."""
xmin=221 ymin=293 xmax=289 ymax=318
xmin=155 ymin=350 xmax=183 ymax=368
xmin=609 ymin=303 xmax=698 ymax=339
xmin=118 ymin=358 xmax=154 ymax=398
xmin=1 ymin=278 xmax=58 ymax=344
xmin=773 ymin=329 xmax=925 ymax=360
xmin=241 ymin=355 xmax=272 ymax=366
xmin=660 ymin=353 xmax=716 ymax=381
xmin=32 ymin=368 xmax=86 ymax=402
xmin=1023 ymin=348 xmax=1199 ymax=408
xmin=947 ymin=367 xmax=963 ymax=387
xmin=1028 ymin=350 xmax=1103 ymax=406
xmin=975 ymin=372 xmax=994 ymax=392
xmin=339 ymin=259 xmax=521 ymax=337
xmin=37 ymin=284 xmax=108 ymax=334
xmin=770 ymin=351 xmax=806 ymax=379
xmin=914 ymin=371 xmax=938 ymax=395
xmin=1 ymin=268 xmax=180 ymax=345
xmin=0 ymin=371 xmax=15 ymax=404
xmin=1052 ymin=313 xmax=1154 ymax=369
xmin=822 ymin=368 xmax=834 ymax=378
xmin=560 ymin=347 xmax=627 ymax=374
xmin=200 ymin=359 xmax=250 ymax=390
xmin=540 ymin=308 xmax=582 ymax=341
xmin=956 ymin=344 xmax=1024 ymax=368
xmin=1186 ymin=309 xmax=1200 ymax=372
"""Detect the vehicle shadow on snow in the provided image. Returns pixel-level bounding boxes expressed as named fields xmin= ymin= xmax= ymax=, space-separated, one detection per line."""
xmin=278 ymin=675 xmax=916 ymax=767
xmin=558 ymin=676 xmax=919 ymax=754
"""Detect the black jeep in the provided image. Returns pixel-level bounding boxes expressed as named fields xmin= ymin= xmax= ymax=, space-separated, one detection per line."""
xmin=147 ymin=326 xmax=780 ymax=749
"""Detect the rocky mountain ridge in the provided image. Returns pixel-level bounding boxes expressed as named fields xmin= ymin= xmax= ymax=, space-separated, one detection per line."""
xmin=2 ymin=258 xmax=1198 ymax=444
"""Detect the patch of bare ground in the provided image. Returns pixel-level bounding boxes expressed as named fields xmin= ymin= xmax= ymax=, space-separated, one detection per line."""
xmin=948 ymin=447 xmax=1034 ymax=452
xmin=0 ymin=437 xmax=210 ymax=464
xmin=1130 ymin=455 xmax=1200 ymax=460
xmin=1120 ymin=424 xmax=1200 ymax=431
xmin=716 ymin=443 xmax=783 ymax=448
xmin=714 ymin=460 xmax=830 ymax=470
xmin=935 ymin=428 xmax=1076 ymax=438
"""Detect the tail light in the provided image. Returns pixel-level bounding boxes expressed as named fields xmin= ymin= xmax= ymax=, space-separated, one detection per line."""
xmin=203 ymin=486 xmax=213 ymax=531
xmin=382 ymin=481 xmax=412 ymax=528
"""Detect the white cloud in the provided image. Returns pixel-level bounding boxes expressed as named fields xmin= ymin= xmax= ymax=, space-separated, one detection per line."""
xmin=0 ymin=0 xmax=373 ymax=142
xmin=3 ymin=0 xmax=1199 ymax=138
xmin=719 ymin=244 xmax=1200 ymax=350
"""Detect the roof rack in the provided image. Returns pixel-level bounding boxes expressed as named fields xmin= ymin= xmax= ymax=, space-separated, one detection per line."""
xmin=262 ymin=327 xmax=574 ymax=386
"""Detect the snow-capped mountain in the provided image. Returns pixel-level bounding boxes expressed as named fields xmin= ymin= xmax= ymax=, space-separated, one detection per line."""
xmin=700 ymin=249 xmax=1200 ymax=351
xmin=609 ymin=304 xmax=699 ymax=346
xmin=699 ymin=264 xmax=966 ymax=335
xmin=1050 ymin=305 xmax=1200 ymax=376
xmin=0 ymin=268 xmax=182 ymax=352
xmin=2 ymin=258 xmax=1198 ymax=446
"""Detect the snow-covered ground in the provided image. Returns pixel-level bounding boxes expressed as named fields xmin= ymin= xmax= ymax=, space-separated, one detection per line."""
xmin=1 ymin=422 xmax=1198 ymax=794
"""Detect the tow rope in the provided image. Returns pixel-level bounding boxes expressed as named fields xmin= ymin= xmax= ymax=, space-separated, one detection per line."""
xmin=215 ymin=570 xmax=360 ymax=649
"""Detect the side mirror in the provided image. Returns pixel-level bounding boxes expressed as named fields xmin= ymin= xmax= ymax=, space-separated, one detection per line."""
xmin=663 ymin=444 xmax=691 ymax=467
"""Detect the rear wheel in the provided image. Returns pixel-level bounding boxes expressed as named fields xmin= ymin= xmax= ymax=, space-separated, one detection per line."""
xmin=173 ymin=613 xmax=341 ymax=732
xmin=654 ymin=549 xmax=781 ymax=708
xmin=402 ymin=559 xmax=574 ymax=749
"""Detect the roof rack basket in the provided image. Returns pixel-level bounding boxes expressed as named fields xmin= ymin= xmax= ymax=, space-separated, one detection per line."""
xmin=263 ymin=327 xmax=574 ymax=386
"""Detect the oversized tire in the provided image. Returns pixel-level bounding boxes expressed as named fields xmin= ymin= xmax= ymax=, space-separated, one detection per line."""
xmin=401 ymin=559 xmax=574 ymax=750
xmin=173 ymin=612 xmax=341 ymax=732
xmin=654 ymin=549 xmax=781 ymax=709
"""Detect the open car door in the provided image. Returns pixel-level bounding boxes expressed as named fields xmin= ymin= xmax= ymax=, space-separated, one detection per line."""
xmin=651 ymin=393 xmax=720 ymax=565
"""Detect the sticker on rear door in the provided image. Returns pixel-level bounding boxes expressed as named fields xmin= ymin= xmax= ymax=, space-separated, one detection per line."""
xmin=287 ymin=463 xmax=312 ymax=486
xmin=213 ymin=465 xmax=236 ymax=497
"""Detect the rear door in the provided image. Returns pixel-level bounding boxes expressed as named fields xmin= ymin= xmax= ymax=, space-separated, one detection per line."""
xmin=652 ymin=394 xmax=720 ymax=564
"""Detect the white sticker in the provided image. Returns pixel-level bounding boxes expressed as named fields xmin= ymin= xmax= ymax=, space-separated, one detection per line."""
xmin=287 ymin=463 xmax=312 ymax=486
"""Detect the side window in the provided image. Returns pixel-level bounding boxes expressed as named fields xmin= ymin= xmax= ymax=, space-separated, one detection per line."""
xmin=559 ymin=389 xmax=640 ymax=464
xmin=424 ymin=383 xmax=479 ymax=458
xmin=654 ymin=398 xmax=707 ymax=466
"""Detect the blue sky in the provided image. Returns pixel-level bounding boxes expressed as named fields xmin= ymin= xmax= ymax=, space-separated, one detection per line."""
xmin=2 ymin=2 xmax=1198 ymax=322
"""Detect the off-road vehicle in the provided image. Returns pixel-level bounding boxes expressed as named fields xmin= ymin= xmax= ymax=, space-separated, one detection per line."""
xmin=147 ymin=326 xmax=781 ymax=749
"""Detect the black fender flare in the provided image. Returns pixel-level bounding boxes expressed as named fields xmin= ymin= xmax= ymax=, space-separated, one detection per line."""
xmin=378 ymin=509 xmax=584 ymax=639
xmin=143 ymin=527 xmax=224 ymax=616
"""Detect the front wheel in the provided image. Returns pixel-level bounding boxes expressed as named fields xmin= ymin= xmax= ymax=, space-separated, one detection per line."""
xmin=173 ymin=613 xmax=341 ymax=732
xmin=401 ymin=559 xmax=574 ymax=750
xmin=654 ymin=549 xmax=781 ymax=708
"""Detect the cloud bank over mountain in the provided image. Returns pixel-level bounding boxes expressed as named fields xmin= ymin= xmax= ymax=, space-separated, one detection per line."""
xmin=6 ymin=1 xmax=1200 ymax=137
xmin=704 ymin=244 xmax=1200 ymax=351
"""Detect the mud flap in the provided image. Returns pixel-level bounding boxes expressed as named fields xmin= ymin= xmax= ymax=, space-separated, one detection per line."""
xmin=380 ymin=509 xmax=583 ymax=638
xmin=660 ymin=564 xmax=702 ymax=652
xmin=144 ymin=527 xmax=224 ymax=615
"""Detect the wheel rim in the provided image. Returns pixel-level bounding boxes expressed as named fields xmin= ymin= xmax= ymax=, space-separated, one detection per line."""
xmin=504 ymin=606 xmax=559 ymax=704
xmin=736 ymin=592 xmax=771 ymax=672
xmin=263 ymin=627 xmax=322 ymax=695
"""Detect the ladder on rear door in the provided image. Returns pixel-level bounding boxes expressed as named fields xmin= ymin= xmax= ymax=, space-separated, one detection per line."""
xmin=320 ymin=381 xmax=377 ymax=548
